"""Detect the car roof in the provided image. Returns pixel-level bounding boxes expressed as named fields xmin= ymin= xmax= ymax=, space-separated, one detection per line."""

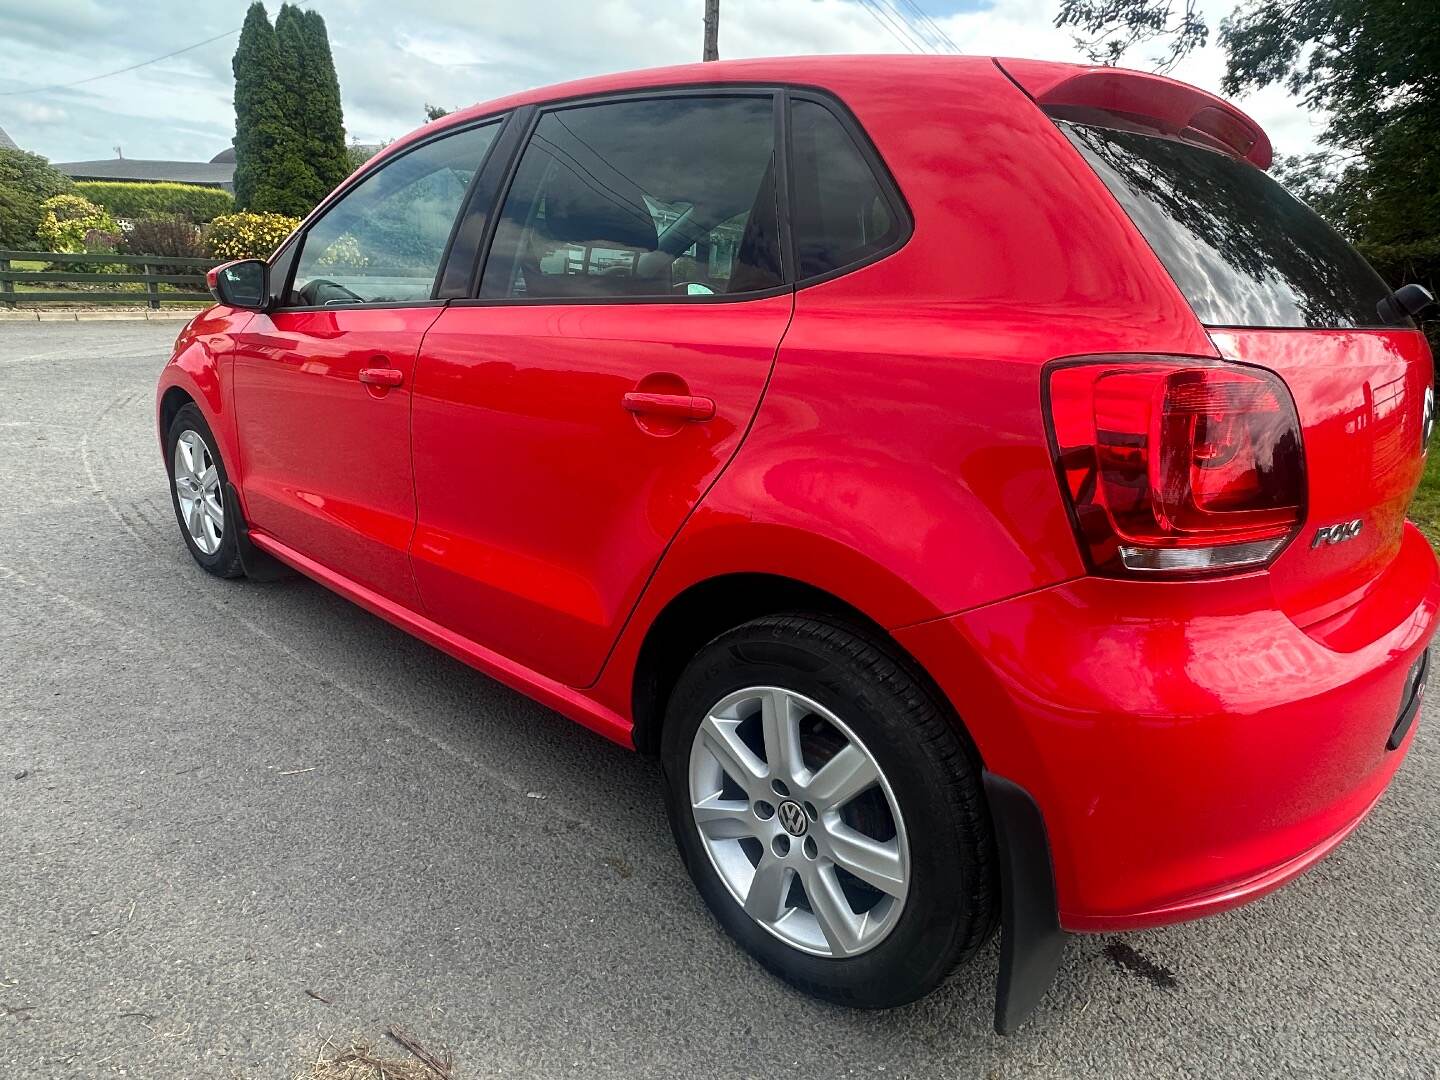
xmin=368 ymin=54 xmax=1269 ymax=173
xmin=375 ymin=54 xmax=995 ymax=163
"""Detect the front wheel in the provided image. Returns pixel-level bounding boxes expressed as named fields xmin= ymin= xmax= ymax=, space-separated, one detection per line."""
xmin=165 ymin=402 xmax=243 ymax=579
xmin=660 ymin=614 xmax=997 ymax=1007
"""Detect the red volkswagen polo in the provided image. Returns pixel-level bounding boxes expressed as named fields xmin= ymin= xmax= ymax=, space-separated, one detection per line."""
xmin=158 ymin=55 xmax=1438 ymax=1030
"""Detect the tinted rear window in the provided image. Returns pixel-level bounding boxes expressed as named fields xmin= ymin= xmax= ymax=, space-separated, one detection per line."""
xmin=1061 ymin=121 xmax=1400 ymax=329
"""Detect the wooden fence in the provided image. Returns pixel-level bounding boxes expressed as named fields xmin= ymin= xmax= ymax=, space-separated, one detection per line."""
xmin=0 ymin=250 xmax=220 ymax=308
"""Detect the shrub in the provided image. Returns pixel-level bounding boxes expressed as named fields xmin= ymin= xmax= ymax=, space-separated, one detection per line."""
xmin=75 ymin=181 xmax=234 ymax=224
xmin=0 ymin=147 xmax=77 ymax=248
xmin=205 ymin=211 xmax=299 ymax=260
xmin=36 ymin=194 xmax=118 ymax=253
xmin=119 ymin=215 xmax=208 ymax=275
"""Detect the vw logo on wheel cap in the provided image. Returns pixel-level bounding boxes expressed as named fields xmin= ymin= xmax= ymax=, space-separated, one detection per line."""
xmin=777 ymin=800 xmax=808 ymax=837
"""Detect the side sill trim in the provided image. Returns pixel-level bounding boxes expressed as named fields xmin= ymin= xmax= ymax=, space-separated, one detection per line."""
xmin=246 ymin=528 xmax=634 ymax=747
xmin=983 ymin=771 xmax=1066 ymax=1034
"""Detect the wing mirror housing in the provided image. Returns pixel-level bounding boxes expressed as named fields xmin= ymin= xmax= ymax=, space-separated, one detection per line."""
xmin=206 ymin=259 xmax=270 ymax=310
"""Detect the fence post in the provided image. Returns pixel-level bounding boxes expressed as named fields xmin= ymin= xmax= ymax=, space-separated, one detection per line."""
xmin=0 ymin=257 xmax=13 ymax=309
xmin=144 ymin=262 xmax=161 ymax=310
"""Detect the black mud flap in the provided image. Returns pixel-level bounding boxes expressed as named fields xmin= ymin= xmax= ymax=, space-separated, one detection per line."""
xmin=984 ymin=772 xmax=1066 ymax=1034
xmin=223 ymin=482 xmax=292 ymax=582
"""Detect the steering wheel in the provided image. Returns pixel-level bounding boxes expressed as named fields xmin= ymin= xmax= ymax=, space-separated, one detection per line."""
xmin=297 ymin=278 xmax=368 ymax=306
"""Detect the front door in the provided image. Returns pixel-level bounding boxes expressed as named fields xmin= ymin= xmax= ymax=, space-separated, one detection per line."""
xmin=232 ymin=119 xmax=502 ymax=607
xmin=411 ymin=93 xmax=792 ymax=686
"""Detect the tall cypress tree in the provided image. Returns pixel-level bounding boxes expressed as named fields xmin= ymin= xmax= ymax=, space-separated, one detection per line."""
xmin=234 ymin=2 xmax=347 ymax=215
xmin=232 ymin=2 xmax=280 ymax=210
xmin=300 ymin=9 xmax=350 ymax=193
xmin=273 ymin=4 xmax=325 ymax=211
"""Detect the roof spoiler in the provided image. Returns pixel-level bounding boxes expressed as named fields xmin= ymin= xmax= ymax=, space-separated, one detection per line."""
xmin=996 ymin=58 xmax=1272 ymax=170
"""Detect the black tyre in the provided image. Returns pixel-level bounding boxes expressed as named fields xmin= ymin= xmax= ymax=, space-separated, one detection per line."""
xmin=660 ymin=614 xmax=997 ymax=1007
xmin=165 ymin=402 xmax=244 ymax=579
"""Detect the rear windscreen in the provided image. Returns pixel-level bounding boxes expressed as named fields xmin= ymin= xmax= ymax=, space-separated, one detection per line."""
xmin=1060 ymin=121 xmax=1401 ymax=330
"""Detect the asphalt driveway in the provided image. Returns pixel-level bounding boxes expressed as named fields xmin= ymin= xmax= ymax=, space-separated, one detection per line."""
xmin=2 ymin=319 xmax=1438 ymax=1078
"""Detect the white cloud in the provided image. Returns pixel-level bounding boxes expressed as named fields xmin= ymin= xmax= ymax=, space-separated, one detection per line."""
xmin=0 ymin=0 xmax=1327 ymax=163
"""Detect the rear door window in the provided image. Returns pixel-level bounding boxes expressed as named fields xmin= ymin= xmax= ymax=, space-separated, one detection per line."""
xmin=789 ymin=98 xmax=904 ymax=280
xmin=480 ymin=95 xmax=783 ymax=300
xmin=1060 ymin=121 xmax=1399 ymax=329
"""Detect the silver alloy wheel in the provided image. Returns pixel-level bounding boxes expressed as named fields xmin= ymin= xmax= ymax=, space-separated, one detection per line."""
xmin=172 ymin=429 xmax=223 ymax=555
xmin=688 ymin=686 xmax=910 ymax=958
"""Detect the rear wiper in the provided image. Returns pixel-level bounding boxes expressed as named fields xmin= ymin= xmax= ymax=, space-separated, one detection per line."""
xmin=1378 ymin=283 xmax=1435 ymax=324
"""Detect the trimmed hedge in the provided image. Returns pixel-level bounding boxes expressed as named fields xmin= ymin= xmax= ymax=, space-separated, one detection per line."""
xmin=76 ymin=181 xmax=234 ymax=224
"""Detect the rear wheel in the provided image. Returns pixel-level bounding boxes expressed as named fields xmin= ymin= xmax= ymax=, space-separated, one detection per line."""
xmin=661 ymin=614 xmax=996 ymax=1007
xmin=166 ymin=403 xmax=243 ymax=579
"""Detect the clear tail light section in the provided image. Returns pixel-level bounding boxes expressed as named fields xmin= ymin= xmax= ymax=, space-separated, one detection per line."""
xmin=1045 ymin=357 xmax=1305 ymax=577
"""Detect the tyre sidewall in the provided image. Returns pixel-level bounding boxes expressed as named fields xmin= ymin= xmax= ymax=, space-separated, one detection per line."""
xmin=166 ymin=402 xmax=242 ymax=578
xmin=660 ymin=620 xmax=986 ymax=1008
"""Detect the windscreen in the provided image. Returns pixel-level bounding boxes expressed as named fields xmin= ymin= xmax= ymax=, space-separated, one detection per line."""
xmin=1060 ymin=121 xmax=1401 ymax=330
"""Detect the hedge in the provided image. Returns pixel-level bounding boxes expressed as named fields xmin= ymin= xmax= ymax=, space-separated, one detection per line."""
xmin=75 ymin=181 xmax=234 ymax=224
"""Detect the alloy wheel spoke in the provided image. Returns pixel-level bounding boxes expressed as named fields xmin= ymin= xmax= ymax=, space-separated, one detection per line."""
xmin=691 ymin=795 xmax=754 ymax=840
xmin=760 ymin=688 xmax=804 ymax=783
xmin=182 ymin=434 xmax=202 ymax=479
xmin=807 ymin=741 xmax=878 ymax=810
xmin=699 ymin=714 xmax=766 ymax=792
xmin=825 ymin=823 xmax=905 ymax=898
xmin=803 ymin=863 xmax=863 ymax=956
xmin=744 ymin=856 xmax=791 ymax=922
xmin=199 ymin=464 xmax=218 ymax=493
xmin=187 ymin=499 xmax=204 ymax=539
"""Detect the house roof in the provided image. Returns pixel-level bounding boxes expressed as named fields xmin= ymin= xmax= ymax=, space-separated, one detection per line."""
xmin=52 ymin=157 xmax=235 ymax=188
xmin=0 ymin=125 xmax=18 ymax=152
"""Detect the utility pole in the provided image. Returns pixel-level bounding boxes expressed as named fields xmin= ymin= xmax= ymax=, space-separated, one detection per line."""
xmin=703 ymin=0 xmax=719 ymax=61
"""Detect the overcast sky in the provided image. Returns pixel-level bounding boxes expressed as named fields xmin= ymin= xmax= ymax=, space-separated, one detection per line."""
xmin=0 ymin=0 xmax=1328 ymax=166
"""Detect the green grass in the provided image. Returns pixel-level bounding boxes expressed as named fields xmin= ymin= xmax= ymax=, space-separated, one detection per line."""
xmin=1411 ymin=446 xmax=1440 ymax=551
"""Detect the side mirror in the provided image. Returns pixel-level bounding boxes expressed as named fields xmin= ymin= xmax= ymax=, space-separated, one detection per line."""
xmin=206 ymin=259 xmax=269 ymax=310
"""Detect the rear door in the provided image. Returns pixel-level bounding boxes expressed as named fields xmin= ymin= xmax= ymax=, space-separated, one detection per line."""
xmin=1061 ymin=120 xmax=1435 ymax=628
xmin=232 ymin=119 xmax=502 ymax=606
xmin=410 ymin=91 xmax=793 ymax=687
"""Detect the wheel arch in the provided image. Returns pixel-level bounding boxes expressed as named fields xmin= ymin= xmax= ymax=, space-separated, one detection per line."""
xmin=158 ymin=385 xmax=196 ymax=445
xmin=628 ymin=571 xmax=978 ymax=764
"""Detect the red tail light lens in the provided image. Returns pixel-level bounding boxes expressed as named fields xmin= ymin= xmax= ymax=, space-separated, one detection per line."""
xmin=1046 ymin=358 xmax=1304 ymax=576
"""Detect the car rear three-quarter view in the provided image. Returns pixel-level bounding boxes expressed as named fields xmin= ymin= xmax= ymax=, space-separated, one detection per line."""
xmin=157 ymin=54 xmax=1438 ymax=1032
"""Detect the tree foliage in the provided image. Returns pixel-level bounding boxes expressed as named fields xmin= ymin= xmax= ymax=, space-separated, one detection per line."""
xmin=1053 ymin=0 xmax=1206 ymax=72
xmin=0 ymin=147 xmax=77 ymax=248
xmin=232 ymin=1 xmax=348 ymax=217
xmin=424 ymin=104 xmax=452 ymax=122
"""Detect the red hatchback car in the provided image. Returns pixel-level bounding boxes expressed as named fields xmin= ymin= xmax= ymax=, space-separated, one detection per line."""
xmin=159 ymin=56 xmax=1438 ymax=1029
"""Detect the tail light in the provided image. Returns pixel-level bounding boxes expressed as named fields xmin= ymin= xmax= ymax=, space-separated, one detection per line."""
xmin=1045 ymin=357 xmax=1305 ymax=576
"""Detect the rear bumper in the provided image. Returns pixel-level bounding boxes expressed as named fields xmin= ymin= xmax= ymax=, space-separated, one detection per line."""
xmin=896 ymin=523 xmax=1440 ymax=932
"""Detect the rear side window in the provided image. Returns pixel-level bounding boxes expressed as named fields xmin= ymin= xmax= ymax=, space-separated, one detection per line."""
xmin=1061 ymin=121 xmax=1399 ymax=329
xmin=480 ymin=95 xmax=783 ymax=300
xmin=789 ymin=98 xmax=903 ymax=280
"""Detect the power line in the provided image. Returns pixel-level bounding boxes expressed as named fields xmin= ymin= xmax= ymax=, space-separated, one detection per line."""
xmin=0 ymin=1 xmax=314 ymax=98
xmin=855 ymin=0 xmax=929 ymax=53
xmin=893 ymin=0 xmax=964 ymax=53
